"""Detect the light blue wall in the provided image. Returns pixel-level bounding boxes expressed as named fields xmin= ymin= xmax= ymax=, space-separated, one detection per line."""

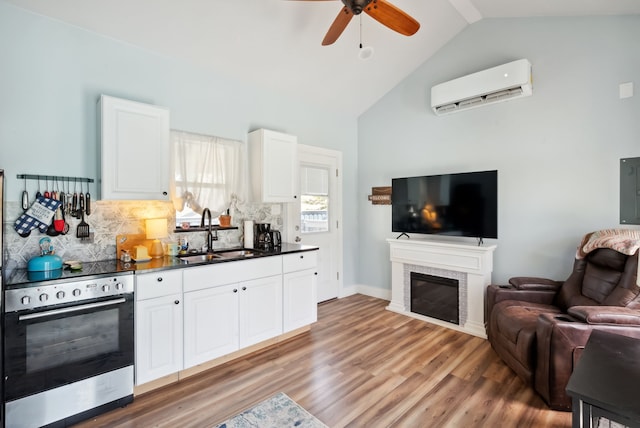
xmin=0 ymin=1 xmax=359 ymax=287
xmin=358 ymin=16 xmax=640 ymax=288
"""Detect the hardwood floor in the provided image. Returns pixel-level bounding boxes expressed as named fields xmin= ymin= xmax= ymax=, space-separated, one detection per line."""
xmin=75 ymin=294 xmax=571 ymax=427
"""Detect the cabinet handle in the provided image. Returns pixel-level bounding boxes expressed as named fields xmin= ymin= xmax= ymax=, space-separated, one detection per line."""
xmin=162 ymin=191 xmax=168 ymax=196
xmin=314 ymin=272 xmax=318 ymax=275
xmin=233 ymin=289 xmax=238 ymax=293
xmin=157 ymin=277 xmax=163 ymax=282
xmin=174 ymin=300 xmax=180 ymax=305
xmin=242 ymin=286 xmax=247 ymax=291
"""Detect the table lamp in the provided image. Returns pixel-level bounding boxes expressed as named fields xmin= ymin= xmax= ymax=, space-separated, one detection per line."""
xmin=146 ymin=218 xmax=168 ymax=258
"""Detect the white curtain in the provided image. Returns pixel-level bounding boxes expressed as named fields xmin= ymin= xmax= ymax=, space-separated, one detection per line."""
xmin=171 ymin=130 xmax=247 ymax=216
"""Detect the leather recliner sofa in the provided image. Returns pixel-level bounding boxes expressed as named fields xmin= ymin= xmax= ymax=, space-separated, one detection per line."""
xmin=486 ymin=230 xmax=640 ymax=410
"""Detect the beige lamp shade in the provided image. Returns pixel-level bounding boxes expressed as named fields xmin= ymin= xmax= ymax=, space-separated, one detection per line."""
xmin=146 ymin=218 xmax=168 ymax=258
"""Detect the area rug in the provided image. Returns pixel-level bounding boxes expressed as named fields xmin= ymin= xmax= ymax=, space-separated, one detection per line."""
xmin=215 ymin=392 xmax=327 ymax=428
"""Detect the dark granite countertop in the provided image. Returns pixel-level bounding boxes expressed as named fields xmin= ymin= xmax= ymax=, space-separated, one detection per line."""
xmin=5 ymin=243 xmax=318 ymax=288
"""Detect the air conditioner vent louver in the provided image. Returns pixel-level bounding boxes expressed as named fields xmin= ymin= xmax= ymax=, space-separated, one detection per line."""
xmin=431 ymin=59 xmax=532 ymax=116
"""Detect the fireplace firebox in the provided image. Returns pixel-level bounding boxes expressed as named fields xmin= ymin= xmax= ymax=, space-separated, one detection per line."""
xmin=410 ymin=272 xmax=459 ymax=325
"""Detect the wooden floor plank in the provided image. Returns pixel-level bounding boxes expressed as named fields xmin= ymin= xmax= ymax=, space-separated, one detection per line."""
xmin=74 ymin=294 xmax=571 ymax=428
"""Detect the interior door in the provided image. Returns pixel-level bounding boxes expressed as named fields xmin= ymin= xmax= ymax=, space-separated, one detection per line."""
xmin=286 ymin=145 xmax=342 ymax=302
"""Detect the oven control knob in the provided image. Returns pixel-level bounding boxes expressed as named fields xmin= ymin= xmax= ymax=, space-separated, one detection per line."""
xmin=102 ymin=284 xmax=110 ymax=292
xmin=56 ymin=291 xmax=65 ymax=299
xmin=39 ymin=293 xmax=49 ymax=302
xmin=73 ymin=289 xmax=81 ymax=297
xmin=21 ymin=296 xmax=31 ymax=305
xmin=115 ymin=282 xmax=123 ymax=291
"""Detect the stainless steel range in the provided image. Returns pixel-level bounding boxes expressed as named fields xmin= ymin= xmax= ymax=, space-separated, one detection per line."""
xmin=4 ymin=271 xmax=134 ymax=428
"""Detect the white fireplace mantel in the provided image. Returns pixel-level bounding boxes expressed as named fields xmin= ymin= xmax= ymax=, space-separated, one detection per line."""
xmin=386 ymin=238 xmax=496 ymax=338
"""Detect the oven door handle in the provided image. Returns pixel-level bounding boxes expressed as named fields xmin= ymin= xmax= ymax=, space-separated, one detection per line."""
xmin=18 ymin=298 xmax=127 ymax=321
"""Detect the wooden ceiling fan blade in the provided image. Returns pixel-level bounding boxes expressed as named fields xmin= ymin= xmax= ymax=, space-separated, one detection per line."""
xmin=322 ymin=6 xmax=353 ymax=45
xmin=364 ymin=0 xmax=420 ymax=36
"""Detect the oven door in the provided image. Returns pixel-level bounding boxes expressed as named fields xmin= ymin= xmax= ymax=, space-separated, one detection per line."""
xmin=4 ymin=293 xmax=134 ymax=402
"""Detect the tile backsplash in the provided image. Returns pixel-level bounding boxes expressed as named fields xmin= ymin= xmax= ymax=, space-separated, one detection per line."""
xmin=3 ymin=196 xmax=283 ymax=270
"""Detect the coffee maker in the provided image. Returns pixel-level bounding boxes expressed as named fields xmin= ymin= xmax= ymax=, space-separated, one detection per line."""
xmin=254 ymin=223 xmax=271 ymax=250
xmin=254 ymin=223 xmax=282 ymax=250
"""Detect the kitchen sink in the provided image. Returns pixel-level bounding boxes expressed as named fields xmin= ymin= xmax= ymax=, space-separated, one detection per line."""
xmin=177 ymin=253 xmax=221 ymax=263
xmin=214 ymin=249 xmax=258 ymax=258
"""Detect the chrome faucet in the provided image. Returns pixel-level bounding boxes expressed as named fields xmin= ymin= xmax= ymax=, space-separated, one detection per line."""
xmin=200 ymin=208 xmax=217 ymax=252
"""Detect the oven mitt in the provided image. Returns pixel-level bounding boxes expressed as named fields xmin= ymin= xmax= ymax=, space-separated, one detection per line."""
xmin=14 ymin=196 xmax=62 ymax=235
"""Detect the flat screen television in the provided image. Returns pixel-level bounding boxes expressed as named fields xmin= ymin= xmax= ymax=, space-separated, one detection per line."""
xmin=392 ymin=170 xmax=498 ymax=239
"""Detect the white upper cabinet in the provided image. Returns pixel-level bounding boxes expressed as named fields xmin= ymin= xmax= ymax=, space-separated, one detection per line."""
xmin=99 ymin=95 xmax=170 ymax=200
xmin=248 ymin=128 xmax=298 ymax=202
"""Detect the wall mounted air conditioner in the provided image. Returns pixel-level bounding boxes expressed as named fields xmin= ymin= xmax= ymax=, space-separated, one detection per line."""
xmin=430 ymin=59 xmax=532 ymax=116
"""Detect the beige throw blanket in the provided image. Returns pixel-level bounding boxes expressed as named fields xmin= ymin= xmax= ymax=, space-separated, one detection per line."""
xmin=576 ymin=229 xmax=640 ymax=287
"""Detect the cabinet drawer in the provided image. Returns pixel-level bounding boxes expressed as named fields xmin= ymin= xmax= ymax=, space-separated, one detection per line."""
xmin=136 ymin=270 xmax=183 ymax=300
xmin=282 ymin=251 xmax=318 ymax=273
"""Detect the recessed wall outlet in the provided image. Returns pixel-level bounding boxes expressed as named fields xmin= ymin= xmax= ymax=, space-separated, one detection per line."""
xmin=619 ymin=82 xmax=634 ymax=99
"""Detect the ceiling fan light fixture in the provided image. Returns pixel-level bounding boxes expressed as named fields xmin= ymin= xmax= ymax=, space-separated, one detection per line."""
xmin=359 ymin=45 xmax=374 ymax=60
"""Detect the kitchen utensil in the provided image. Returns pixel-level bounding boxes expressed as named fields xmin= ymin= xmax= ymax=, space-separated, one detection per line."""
xmin=76 ymin=210 xmax=90 ymax=238
xmin=60 ymin=200 xmax=69 ymax=235
xmin=71 ymin=179 xmax=78 ymax=218
xmin=46 ymin=220 xmax=59 ymax=236
xmin=21 ymin=176 xmax=29 ymax=211
xmin=85 ymin=183 xmax=91 ymax=216
xmin=44 ymin=177 xmax=50 ymax=198
xmin=79 ymin=185 xmax=85 ymax=218
xmin=59 ymin=188 xmax=66 ymax=209
xmin=53 ymin=207 xmax=65 ymax=232
xmin=65 ymin=178 xmax=72 ymax=213
xmin=27 ymin=253 xmax=63 ymax=272
xmin=35 ymin=177 xmax=42 ymax=199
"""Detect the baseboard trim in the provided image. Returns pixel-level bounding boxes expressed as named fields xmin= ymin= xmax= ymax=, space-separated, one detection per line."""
xmin=344 ymin=283 xmax=391 ymax=301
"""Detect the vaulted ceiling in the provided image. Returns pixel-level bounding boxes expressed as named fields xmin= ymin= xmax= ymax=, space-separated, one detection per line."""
xmin=6 ymin=0 xmax=640 ymax=116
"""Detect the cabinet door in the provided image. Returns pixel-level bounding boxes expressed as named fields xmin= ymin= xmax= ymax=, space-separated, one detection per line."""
xmin=183 ymin=284 xmax=240 ymax=368
xmin=99 ymin=95 xmax=170 ymax=200
xmin=283 ymin=268 xmax=318 ymax=332
xmin=249 ymin=129 xmax=297 ymax=202
xmin=135 ymin=294 xmax=183 ymax=385
xmin=239 ymin=275 xmax=283 ymax=348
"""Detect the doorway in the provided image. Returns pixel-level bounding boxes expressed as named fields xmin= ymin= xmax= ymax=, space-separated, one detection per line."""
xmin=286 ymin=145 xmax=342 ymax=302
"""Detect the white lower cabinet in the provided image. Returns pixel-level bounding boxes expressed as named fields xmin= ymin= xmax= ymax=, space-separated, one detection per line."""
xmin=283 ymin=269 xmax=317 ymax=332
xmin=135 ymin=251 xmax=318 ymax=388
xmin=283 ymin=252 xmax=318 ymax=332
xmin=240 ymin=275 xmax=283 ymax=348
xmin=135 ymin=271 xmax=183 ymax=386
xmin=183 ymin=283 xmax=239 ymax=368
xmin=182 ymin=258 xmax=283 ymax=369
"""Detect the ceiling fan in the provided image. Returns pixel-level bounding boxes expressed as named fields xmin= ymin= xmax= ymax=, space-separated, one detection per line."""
xmin=291 ymin=0 xmax=420 ymax=45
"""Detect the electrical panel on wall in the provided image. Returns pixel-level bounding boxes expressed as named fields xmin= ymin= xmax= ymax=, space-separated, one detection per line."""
xmin=620 ymin=157 xmax=640 ymax=225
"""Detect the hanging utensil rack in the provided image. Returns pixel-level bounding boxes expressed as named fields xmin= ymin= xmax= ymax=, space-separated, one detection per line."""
xmin=17 ymin=174 xmax=94 ymax=183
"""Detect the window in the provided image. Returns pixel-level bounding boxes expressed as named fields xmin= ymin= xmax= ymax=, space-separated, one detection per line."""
xmin=300 ymin=165 xmax=329 ymax=233
xmin=172 ymin=130 xmax=247 ymax=227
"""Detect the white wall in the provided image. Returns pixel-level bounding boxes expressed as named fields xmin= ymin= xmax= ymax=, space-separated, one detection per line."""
xmin=0 ymin=1 xmax=359 ymax=288
xmin=357 ymin=16 xmax=640 ymax=289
